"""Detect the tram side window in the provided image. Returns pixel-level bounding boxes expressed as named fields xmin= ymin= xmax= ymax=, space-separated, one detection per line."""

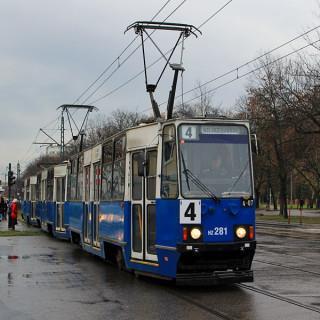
xmin=161 ymin=125 xmax=178 ymax=198
xmin=76 ymin=155 xmax=84 ymax=200
xmin=101 ymin=143 xmax=113 ymax=201
xmin=67 ymin=164 xmax=71 ymax=200
xmin=26 ymin=180 xmax=30 ymax=201
xmin=113 ymin=137 xmax=125 ymax=200
xmin=56 ymin=177 xmax=66 ymax=202
xmin=147 ymin=150 xmax=157 ymax=200
xmin=30 ymin=185 xmax=36 ymax=201
xmin=47 ymin=169 xmax=54 ymax=201
xmin=41 ymin=179 xmax=46 ymax=201
xmin=93 ymin=163 xmax=101 ymax=202
xmin=84 ymin=165 xmax=90 ymax=202
xmin=26 ymin=186 xmax=30 ymax=201
xmin=36 ymin=175 xmax=41 ymax=200
xmin=68 ymin=159 xmax=77 ymax=201
xmin=132 ymin=152 xmax=143 ymax=201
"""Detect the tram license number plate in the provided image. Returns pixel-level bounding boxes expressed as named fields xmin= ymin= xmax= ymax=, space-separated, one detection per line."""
xmin=208 ymin=227 xmax=228 ymax=236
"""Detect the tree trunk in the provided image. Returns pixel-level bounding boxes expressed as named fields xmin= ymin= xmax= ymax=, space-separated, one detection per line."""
xmin=270 ymin=187 xmax=277 ymax=210
xmin=279 ymin=176 xmax=288 ymax=218
xmin=255 ymin=189 xmax=260 ymax=208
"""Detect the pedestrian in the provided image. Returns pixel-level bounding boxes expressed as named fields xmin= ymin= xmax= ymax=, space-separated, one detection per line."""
xmin=9 ymin=199 xmax=18 ymax=230
xmin=0 ymin=197 xmax=6 ymax=221
xmin=0 ymin=197 xmax=8 ymax=221
xmin=299 ymin=198 xmax=304 ymax=210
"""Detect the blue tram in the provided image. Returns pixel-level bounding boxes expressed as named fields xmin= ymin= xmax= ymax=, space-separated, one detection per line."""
xmin=22 ymin=118 xmax=256 ymax=284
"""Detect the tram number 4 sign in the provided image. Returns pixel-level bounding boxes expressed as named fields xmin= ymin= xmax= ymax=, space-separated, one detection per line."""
xmin=180 ymin=200 xmax=201 ymax=224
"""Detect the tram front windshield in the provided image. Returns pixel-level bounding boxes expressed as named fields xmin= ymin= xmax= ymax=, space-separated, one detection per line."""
xmin=179 ymin=124 xmax=252 ymax=198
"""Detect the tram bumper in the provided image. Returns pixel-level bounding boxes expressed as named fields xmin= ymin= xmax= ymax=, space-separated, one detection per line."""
xmin=176 ymin=241 xmax=256 ymax=253
xmin=176 ymin=270 xmax=253 ymax=286
xmin=176 ymin=241 xmax=256 ymax=285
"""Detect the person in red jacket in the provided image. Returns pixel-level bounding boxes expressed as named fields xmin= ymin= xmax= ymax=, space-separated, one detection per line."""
xmin=9 ymin=199 xmax=18 ymax=230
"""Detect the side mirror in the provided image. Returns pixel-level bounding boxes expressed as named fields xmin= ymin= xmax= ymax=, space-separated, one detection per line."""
xmin=251 ymin=134 xmax=259 ymax=155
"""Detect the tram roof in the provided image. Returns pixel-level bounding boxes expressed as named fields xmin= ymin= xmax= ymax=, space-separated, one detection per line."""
xmin=71 ymin=117 xmax=251 ymax=155
xmin=25 ymin=117 xmax=251 ymax=179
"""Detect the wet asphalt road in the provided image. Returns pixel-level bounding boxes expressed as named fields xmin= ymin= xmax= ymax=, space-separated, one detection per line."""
xmin=0 ymin=226 xmax=320 ymax=320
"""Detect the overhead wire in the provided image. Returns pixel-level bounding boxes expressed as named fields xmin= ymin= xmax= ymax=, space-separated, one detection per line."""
xmin=68 ymin=0 xmax=183 ymax=144
xmin=88 ymin=5 xmax=320 ymax=113
xmin=23 ymin=1 xmax=183 ymax=162
xmin=173 ymin=24 xmax=320 ymax=104
xmin=13 ymin=4 xmax=320 ymax=175
xmin=20 ymin=1 xmax=177 ymax=170
xmin=81 ymin=0 xmax=187 ymax=104
xmin=74 ymin=0 xmax=177 ymax=104
xmin=136 ymin=24 xmax=320 ymax=114
xmin=19 ymin=1 xmax=315 ymax=168
xmin=197 ymin=0 xmax=233 ymax=29
xmin=18 ymin=115 xmax=61 ymax=166
xmin=182 ymin=39 xmax=320 ymax=106
xmin=87 ymin=0 xmax=234 ymax=105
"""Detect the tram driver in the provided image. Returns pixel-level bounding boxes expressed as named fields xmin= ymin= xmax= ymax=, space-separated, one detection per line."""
xmin=202 ymin=152 xmax=228 ymax=179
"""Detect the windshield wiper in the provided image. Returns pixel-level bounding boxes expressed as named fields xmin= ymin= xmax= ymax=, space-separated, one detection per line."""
xmin=185 ymin=169 xmax=218 ymax=201
xmin=180 ymin=150 xmax=190 ymax=190
xmin=180 ymin=149 xmax=218 ymax=201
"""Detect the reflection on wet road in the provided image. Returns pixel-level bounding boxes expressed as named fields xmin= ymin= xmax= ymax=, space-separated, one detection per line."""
xmin=0 ymin=231 xmax=319 ymax=320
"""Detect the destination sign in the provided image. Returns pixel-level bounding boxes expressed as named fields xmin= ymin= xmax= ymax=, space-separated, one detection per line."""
xmin=200 ymin=126 xmax=247 ymax=135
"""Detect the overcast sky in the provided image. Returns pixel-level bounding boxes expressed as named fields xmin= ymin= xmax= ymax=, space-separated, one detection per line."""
xmin=0 ymin=0 xmax=319 ymax=181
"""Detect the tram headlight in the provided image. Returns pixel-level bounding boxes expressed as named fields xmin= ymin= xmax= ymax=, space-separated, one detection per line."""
xmin=190 ymin=227 xmax=202 ymax=240
xmin=235 ymin=226 xmax=247 ymax=239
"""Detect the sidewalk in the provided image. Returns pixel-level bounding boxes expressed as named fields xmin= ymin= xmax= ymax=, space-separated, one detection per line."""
xmin=0 ymin=217 xmax=40 ymax=232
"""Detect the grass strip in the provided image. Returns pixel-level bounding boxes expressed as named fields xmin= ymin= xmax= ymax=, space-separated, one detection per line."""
xmin=256 ymin=214 xmax=320 ymax=224
xmin=0 ymin=230 xmax=43 ymax=237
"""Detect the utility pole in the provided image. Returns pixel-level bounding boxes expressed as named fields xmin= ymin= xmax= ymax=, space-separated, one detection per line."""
xmin=57 ymin=104 xmax=98 ymax=158
xmin=17 ymin=162 xmax=21 ymax=181
xmin=8 ymin=163 xmax=16 ymax=201
xmin=8 ymin=163 xmax=12 ymax=201
xmin=17 ymin=162 xmax=21 ymax=200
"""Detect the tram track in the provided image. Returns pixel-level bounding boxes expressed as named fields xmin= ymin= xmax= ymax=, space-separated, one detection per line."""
xmin=256 ymin=222 xmax=320 ymax=241
xmin=171 ymin=292 xmax=237 ymax=320
xmin=254 ymin=259 xmax=320 ymax=276
xmin=167 ymin=289 xmax=237 ymax=320
xmin=257 ymin=228 xmax=320 ymax=241
xmin=168 ymin=277 xmax=320 ymax=320
xmin=238 ymin=283 xmax=320 ymax=314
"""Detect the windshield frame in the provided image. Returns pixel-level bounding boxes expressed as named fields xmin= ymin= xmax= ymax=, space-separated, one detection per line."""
xmin=177 ymin=122 xmax=254 ymax=199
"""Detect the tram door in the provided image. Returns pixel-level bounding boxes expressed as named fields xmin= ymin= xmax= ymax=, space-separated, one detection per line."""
xmin=83 ymin=165 xmax=92 ymax=244
xmin=30 ymin=177 xmax=37 ymax=222
xmin=131 ymin=149 xmax=158 ymax=262
xmin=92 ymin=162 xmax=101 ymax=248
xmin=55 ymin=177 xmax=66 ymax=231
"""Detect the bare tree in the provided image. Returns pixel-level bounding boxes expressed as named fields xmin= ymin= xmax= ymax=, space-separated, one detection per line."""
xmin=174 ymin=83 xmax=222 ymax=118
xmin=239 ymin=57 xmax=306 ymax=217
